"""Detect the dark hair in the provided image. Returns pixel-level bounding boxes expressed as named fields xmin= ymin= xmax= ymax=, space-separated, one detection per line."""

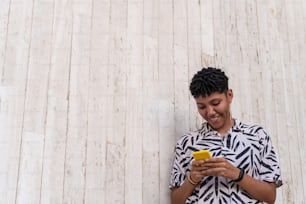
xmin=189 ymin=67 xmax=228 ymax=98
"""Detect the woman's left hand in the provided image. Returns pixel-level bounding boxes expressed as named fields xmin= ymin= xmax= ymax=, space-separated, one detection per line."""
xmin=200 ymin=157 xmax=240 ymax=180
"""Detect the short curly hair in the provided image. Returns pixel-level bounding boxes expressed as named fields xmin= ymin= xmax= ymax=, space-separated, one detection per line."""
xmin=189 ymin=67 xmax=228 ymax=98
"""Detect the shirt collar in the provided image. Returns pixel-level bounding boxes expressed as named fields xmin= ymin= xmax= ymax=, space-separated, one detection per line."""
xmin=202 ymin=118 xmax=243 ymax=136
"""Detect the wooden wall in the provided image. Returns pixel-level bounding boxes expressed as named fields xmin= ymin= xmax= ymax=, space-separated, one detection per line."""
xmin=0 ymin=0 xmax=305 ymax=203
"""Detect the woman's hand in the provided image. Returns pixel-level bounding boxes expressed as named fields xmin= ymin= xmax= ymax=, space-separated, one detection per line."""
xmin=190 ymin=157 xmax=240 ymax=181
xmin=189 ymin=159 xmax=209 ymax=183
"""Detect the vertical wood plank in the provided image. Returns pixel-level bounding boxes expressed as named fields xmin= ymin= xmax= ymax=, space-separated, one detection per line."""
xmin=297 ymin=1 xmax=306 ymax=200
xmin=210 ymin=0 xmax=225 ymax=68
xmin=107 ymin=0 xmax=128 ymax=146
xmin=243 ymin=0 xmax=265 ymax=125
xmin=255 ymin=0 xmax=279 ymax=149
xmin=282 ymin=1 xmax=305 ymax=202
xmin=105 ymin=0 xmax=127 ymax=203
xmin=0 ymin=0 xmax=10 ymax=83
xmin=105 ymin=144 xmax=126 ymax=204
xmin=142 ymin=0 xmax=160 ymax=202
xmin=200 ymin=0 xmax=214 ymax=61
xmin=62 ymin=1 xmax=91 ymax=203
xmin=173 ymin=0 xmax=189 ymax=138
xmin=40 ymin=0 xmax=72 ymax=203
xmin=1 ymin=0 xmax=34 ymax=202
xmin=16 ymin=1 xmax=54 ymax=203
xmin=0 ymin=86 xmax=14 ymax=204
xmin=84 ymin=0 xmax=110 ymax=203
xmin=200 ymin=0 xmax=214 ymax=57
xmin=0 ymin=1 xmax=13 ymax=203
xmin=125 ymin=0 xmax=143 ymax=203
xmin=232 ymin=0 xmax=254 ymax=124
xmin=158 ymin=0 xmax=174 ymax=203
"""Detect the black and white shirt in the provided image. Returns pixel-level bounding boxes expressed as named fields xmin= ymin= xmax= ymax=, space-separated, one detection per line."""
xmin=169 ymin=119 xmax=282 ymax=204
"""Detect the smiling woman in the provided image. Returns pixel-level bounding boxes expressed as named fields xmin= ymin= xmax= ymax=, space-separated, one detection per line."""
xmin=169 ymin=67 xmax=282 ymax=204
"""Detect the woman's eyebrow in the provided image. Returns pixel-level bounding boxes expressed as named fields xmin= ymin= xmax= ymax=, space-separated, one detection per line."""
xmin=210 ymin=98 xmax=222 ymax=102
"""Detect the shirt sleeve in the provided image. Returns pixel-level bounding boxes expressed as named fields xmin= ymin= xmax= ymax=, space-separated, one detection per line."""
xmin=258 ymin=128 xmax=283 ymax=187
xmin=169 ymin=136 xmax=190 ymax=189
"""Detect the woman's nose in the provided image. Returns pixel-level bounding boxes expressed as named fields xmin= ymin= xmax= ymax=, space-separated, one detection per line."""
xmin=207 ymin=106 xmax=215 ymax=115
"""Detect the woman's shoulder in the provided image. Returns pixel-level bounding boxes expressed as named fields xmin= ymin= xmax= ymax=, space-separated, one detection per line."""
xmin=175 ymin=124 xmax=209 ymax=148
xmin=235 ymin=119 xmax=270 ymax=142
xmin=236 ymin=119 xmax=266 ymax=133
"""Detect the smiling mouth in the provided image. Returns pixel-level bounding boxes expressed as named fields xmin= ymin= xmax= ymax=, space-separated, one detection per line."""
xmin=208 ymin=116 xmax=219 ymax=123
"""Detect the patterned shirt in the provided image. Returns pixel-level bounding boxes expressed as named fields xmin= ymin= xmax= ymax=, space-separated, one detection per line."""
xmin=169 ymin=119 xmax=282 ymax=204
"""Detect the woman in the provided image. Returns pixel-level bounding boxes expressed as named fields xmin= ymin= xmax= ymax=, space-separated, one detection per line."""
xmin=169 ymin=67 xmax=282 ymax=204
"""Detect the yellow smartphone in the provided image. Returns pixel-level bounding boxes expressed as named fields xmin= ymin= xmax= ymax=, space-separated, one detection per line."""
xmin=192 ymin=150 xmax=212 ymax=160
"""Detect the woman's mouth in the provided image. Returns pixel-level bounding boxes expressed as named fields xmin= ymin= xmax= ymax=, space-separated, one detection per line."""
xmin=208 ymin=116 xmax=219 ymax=123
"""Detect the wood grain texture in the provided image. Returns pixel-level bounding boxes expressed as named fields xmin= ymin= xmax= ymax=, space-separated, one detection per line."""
xmin=0 ymin=0 xmax=305 ymax=203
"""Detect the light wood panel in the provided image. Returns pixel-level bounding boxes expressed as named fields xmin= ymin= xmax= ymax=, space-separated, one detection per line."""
xmin=0 ymin=0 xmax=306 ymax=203
xmin=2 ymin=1 xmax=36 ymax=203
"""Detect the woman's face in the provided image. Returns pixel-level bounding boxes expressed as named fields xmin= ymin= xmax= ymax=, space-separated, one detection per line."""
xmin=195 ymin=90 xmax=233 ymax=134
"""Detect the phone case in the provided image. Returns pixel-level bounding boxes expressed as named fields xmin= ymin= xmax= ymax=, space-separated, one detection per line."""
xmin=192 ymin=150 xmax=212 ymax=160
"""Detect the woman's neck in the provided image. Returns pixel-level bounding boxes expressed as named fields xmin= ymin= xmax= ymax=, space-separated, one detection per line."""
xmin=218 ymin=118 xmax=235 ymax=136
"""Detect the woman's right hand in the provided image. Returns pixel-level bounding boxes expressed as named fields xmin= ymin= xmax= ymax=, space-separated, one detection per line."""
xmin=190 ymin=159 xmax=208 ymax=183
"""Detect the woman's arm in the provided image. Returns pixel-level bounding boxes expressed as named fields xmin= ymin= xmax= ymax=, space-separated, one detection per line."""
xmin=202 ymin=157 xmax=277 ymax=204
xmin=237 ymin=173 xmax=276 ymax=204
xmin=170 ymin=179 xmax=197 ymax=204
xmin=170 ymin=160 xmax=208 ymax=204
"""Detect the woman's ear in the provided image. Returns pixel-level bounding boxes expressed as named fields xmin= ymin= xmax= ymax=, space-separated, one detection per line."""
xmin=227 ymin=89 xmax=233 ymax=102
